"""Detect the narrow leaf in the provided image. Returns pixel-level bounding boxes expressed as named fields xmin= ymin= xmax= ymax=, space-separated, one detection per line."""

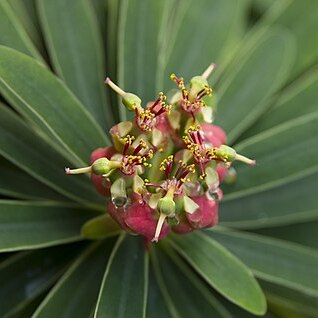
xmin=32 ymin=240 xmax=116 ymax=318
xmin=146 ymin=264 xmax=173 ymax=318
xmin=0 ymin=200 xmax=99 ymax=252
xmin=37 ymin=0 xmax=112 ymax=130
xmin=207 ymin=229 xmax=318 ymax=297
xmin=118 ymin=0 xmax=169 ymax=119
xmin=0 ymin=46 xmax=109 ymax=166
xmin=158 ymin=246 xmax=234 ymax=318
xmin=0 ymin=106 xmax=104 ymax=206
xmin=264 ymin=0 xmax=318 ymax=80
xmin=0 ymin=244 xmax=83 ymax=317
xmin=241 ymin=68 xmax=318 ymax=139
xmin=0 ymin=0 xmax=43 ymax=61
xmin=94 ymin=235 xmax=148 ymax=318
xmin=162 ymin=0 xmax=248 ymax=91
xmin=219 ymin=172 xmax=318 ymax=229
xmin=260 ymin=280 xmax=318 ymax=318
xmin=255 ymin=220 xmax=318 ymax=250
xmin=215 ymin=28 xmax=295 ymax=143
xmin=223 ymin=112 xmax=318 ymax=200
xmin=169 ymin=232 xmax=266 ymax=315
xmin=0 ymin=156 xmax=66 ymax=201
xmin=8 ymin=0 xmax=45 ymax=54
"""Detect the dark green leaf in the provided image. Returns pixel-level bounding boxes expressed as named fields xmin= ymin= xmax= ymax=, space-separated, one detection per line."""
xmin=219 ymin=172 xmax=318 ymax=229
xmin=0 ymin=244 xmax=83 ymax=317
xmin=0 ymin=200 xmax=99 ymax=252
xmin=0 ymin=156 xmax=66 ymax=200
xmin=254 ymin=220 xmax=318 ymax=250
xmin=0 ymin=46 xmax=109 ymax=166
xmin=32 ymin=240 xmax=116 ymax=318
xmin=162 ymin=0 xmax=249 ymax=91
xmin=207 ymin=229 xmax=318 ymax=297
xmin=117 ymin=0 xmax=170 ymax=119
xmin=157 ymin=246 xmax=233 ymax=318
xmin=146 ymin=263 xmax=172 ymax=318
xmin=264 ymin=0 xmax=318 ymax=80
xmin=0 ymin=0 xmax=43 ymax=61
xmin=8 ymin=0 xmax=45 ymax=54
xmin=260 ymin=280 xmax=318 ymax=318
xmin=223 ymin=112 xmax=318 ymax=200
xmin=169 ymin=232 xmax=266 ymax=315
xmin=0 ymin=106 xmax=104 ymax=206
xmin=37 ymin=0 xmax=112 ymax=130
xmin=241 ymin=67 xmax=318 ymax=139
xmin=215 ymin=28 xmax=295 ymax=143
xmin=94 ymin=235 xmax=148 ymax=318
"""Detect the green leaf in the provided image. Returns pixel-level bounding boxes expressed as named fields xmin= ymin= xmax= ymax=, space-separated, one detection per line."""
xmin=215 ymin=28 xmax=295 ymax=143
xmin=37 ymin=0 xmax=112 ymax=130
xmin=223 ymin=112 xmax=318 ymax=201
xmin=207 ymin=229 xmax=318 ymax=297
xmin=0 ymin=46 xmax=109 ymax=166
xmin=219 ymin=172 xmax=318 ymax=229
xmin=8 ymin=0 xmax=45 ymax=54
xmin=0 ymin=244 xmax=83 ymax=317
xmin=0 ymin=0 xmax=44 ymax=62
xmin=81 ymin=214 xmax=121 ymax=239
xmin=241 ymin=68 xmax=318 ymax=139
xmin=32 ymin=240 xmax=116 ymax=318
xmin=0 ymin=200 xmax=99 ymax=252
xmin=146 ymin=264 xmax=172 ymax=318
xmin=264 ymin=0 xmax=318 ymax=80
xmin=0 ymin=106 xmax=104 ymax=206
xmin=94 ymin=235 xmax=148 ymax=318
xmin=162 ymin=0 xmax=248 ymax=91
xmin=254 ymin=220 xmax=318 ymax=250
xmin=117 ymin=0 xmax=170 ymax=119
xmin=260 ymin=280 xmax=318 ymax=318
xmin=169 ymin=232 xmax=266 ymax=315
xmin=155 ymin=246 xmax=234 ymax=318
xmin=0 ymin=156 xmax=66 ymax=200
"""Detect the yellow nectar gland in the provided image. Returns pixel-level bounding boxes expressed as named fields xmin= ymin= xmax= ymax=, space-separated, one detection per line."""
xmin=171 ymin=73 xmax=213 ymax=114
xmin=135 ymin=92 xmax=171 ymax=132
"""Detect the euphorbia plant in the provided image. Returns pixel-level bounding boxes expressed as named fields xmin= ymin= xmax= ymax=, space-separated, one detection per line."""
xmin=0 ymin=1 xmax=318 ymax=318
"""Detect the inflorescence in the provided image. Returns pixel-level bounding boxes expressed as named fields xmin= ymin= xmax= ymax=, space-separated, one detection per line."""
xmin=66 ymin=64 xmax=255 ymax=243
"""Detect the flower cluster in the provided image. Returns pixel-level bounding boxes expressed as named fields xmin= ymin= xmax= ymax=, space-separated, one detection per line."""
xmin=66 ymin=64 xmax=255 ymax=243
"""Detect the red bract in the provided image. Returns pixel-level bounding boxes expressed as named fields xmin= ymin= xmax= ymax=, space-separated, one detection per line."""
xmin=201 ymin=123 xmax=227 ymax=147
xmin=108 ymin=194 xmax=170 ymax=241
